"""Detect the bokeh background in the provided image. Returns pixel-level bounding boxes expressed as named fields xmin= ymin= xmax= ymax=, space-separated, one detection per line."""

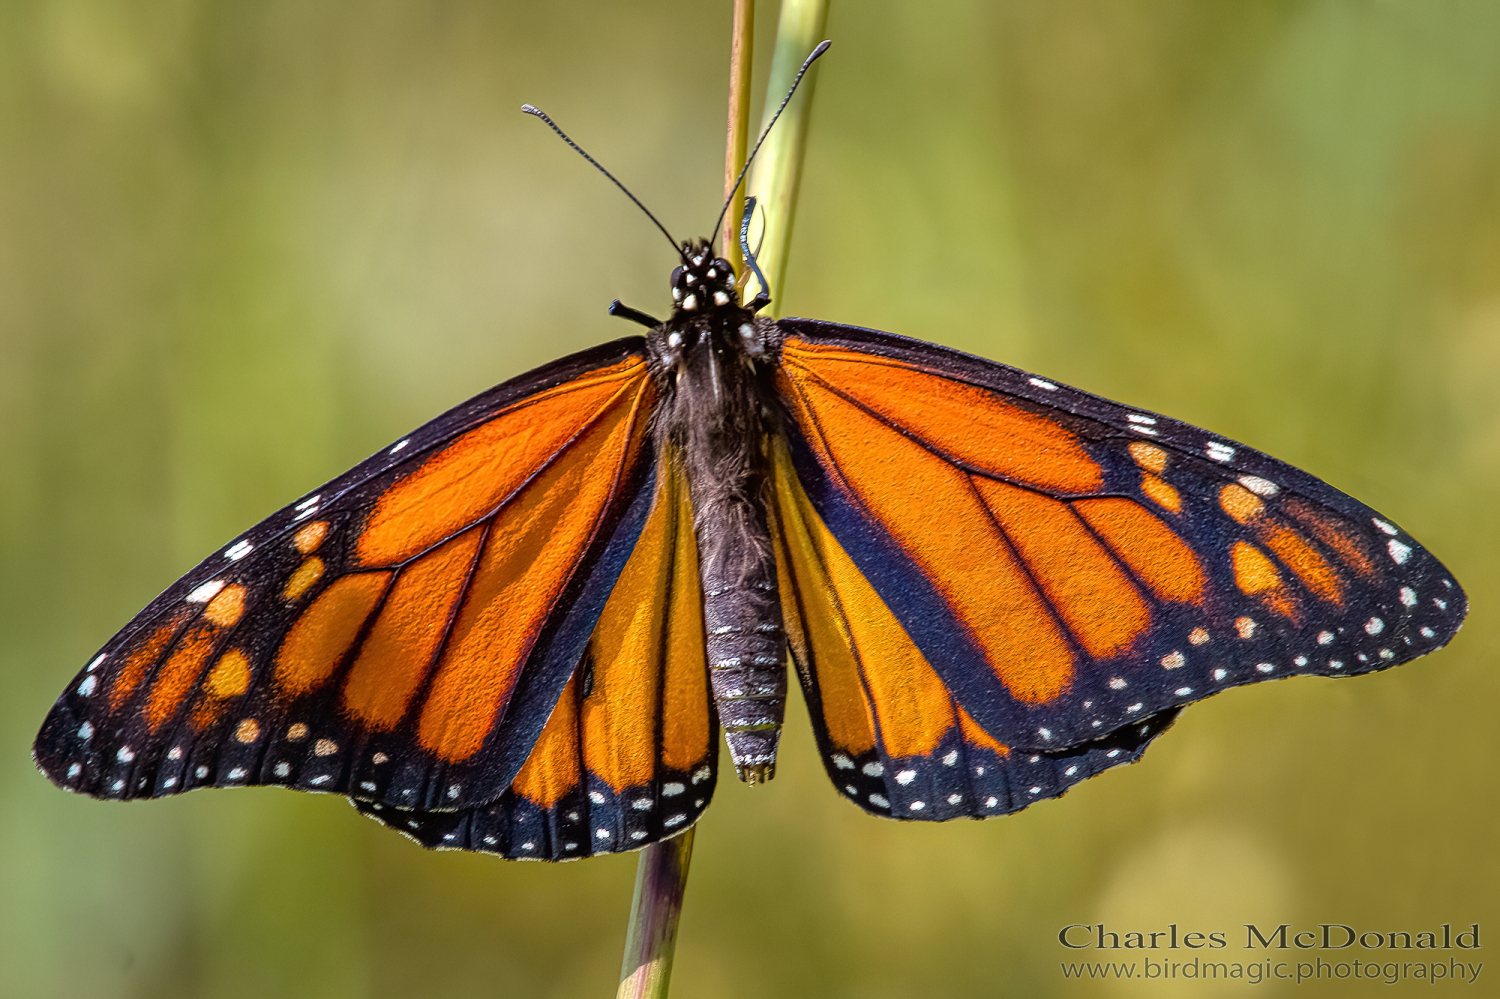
xmin=3 ymin=2 xmax=1497 ymax=996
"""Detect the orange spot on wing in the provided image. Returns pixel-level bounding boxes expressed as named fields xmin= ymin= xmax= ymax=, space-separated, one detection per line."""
xmin=205 ymin=649 xmax=251 ymax=698
xmin=109 ymin=615 xmax=188 ymax=710
xmin=274 ymin=572 xmax=391 ymax=696
xmin=511 ymin=676 xmax=581 ymax=808
xmin=772 ymin=444 xmax=952 ymax=758
xmin=357 ymin=359 xmax=647 ymax=566
xmin=975 ymin=479 xmax=1150 ymax=660
xmin=145 ymin=625 xmax=217 ymax=731
xmin=204 ymin=585 xmax=247 ymax=628
xmin=782 ymin=378 xmax=1075 ymax=705
xmin=341 ymin=528 xmax=485 ymax=730
xmin=957 ymin=706 xmax=1009 ymax=756
xmin=1127 ymin=441 xmax=1168 ymax=474
xmin=1232 ymin=541 xmax=1299 ymax=620
xmin=1074 ymin=498 xmax=1204 ymax=604
xmin=1261 ymin=522 xmax=1344 ymax=605
xmin=293 ymin=521 xmax=329 ymax=554
xmin=1141 ymin=473 xmax=1181 ymax=513
xmin=416 ymin=384 xmax=649 ymax=764
xmin=283 ymin=557 xmax=325 ymax=601
xmin=1283 ymin=498 xmax=1379 ymax=580
xmin=1219 ymin=483 xmax=1264 ymax=524
xmin=1232 ymin=541 xmax=1280 ymax=593
xmin=782 ymin=338 xmax=1103 ymax=494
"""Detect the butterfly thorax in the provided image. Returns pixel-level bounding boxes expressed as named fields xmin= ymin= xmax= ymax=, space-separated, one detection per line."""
xmin=645 ymin=240 xmax=786 ymax=784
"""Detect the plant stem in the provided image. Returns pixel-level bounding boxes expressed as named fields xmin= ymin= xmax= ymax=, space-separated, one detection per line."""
xmin=615 ymin=828 xmax=696 ymax=999
xmin=614 ymin=5 xmax=760 ymax=998
xmin=724 ymin=0 xmax=755 ymax=275
xmin=744 ymin=0 xmax=830 ymax=316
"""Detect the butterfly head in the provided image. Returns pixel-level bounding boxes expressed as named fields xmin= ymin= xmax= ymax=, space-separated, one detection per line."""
xmin=669 ymin=240 xmax=738 ymax=317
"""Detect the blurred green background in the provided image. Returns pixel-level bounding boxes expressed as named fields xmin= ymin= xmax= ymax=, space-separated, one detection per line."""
xmin=3 ymin=1 xmax=1497 ymax=996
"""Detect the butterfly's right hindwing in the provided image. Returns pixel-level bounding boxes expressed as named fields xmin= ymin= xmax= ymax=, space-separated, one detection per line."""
xmin=356 ymin=456 xmax=718 ymax=861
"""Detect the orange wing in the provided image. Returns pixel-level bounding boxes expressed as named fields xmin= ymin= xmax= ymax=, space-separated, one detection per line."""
xmin=355 ymin=456 xmax=717 ymax=860
xmin=770 ymin=437 xmax=1173 ymax=820
xmin=35 ymin=341 xmax=669 ymax=817
xmin=773 ymin=320 xmax=1465 ymax=758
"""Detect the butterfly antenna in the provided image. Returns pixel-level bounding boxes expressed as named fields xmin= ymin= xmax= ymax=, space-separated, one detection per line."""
xmin=739 ymin=196 xmax=771 ymax=310
xmin=708 ymin=39 xmax=832 ymax=248
xmin=521 ymin=104 xmax=683 ymax=258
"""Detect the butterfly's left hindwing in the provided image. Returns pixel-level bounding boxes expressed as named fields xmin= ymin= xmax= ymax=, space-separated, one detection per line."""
xmin=34 ymin=342 xmax=671 ymax=817
xmin=774 ymin=319 xmax=1466 ymax=756
xmin=769 ymin=437 xmax=1176 ymax=820
xmin=355 ymin=456 xmax=718 ymax=861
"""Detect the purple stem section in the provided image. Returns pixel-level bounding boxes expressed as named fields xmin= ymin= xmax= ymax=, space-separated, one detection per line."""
xmin=616 ymin=829 xmax=696 ymax=999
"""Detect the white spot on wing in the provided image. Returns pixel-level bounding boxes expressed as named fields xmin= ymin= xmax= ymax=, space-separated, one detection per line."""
xmin=862 ymin=762 xmax=883 ymax=777
xmin=1160 ymin=651 xmax=1185 ymax=669
xmin=78 ymin=722 xmax=94 ymax=739
xmin=1206 ymin=441 xmax=1235 ymax=461
xmin=896 ymin=770 xmax=917 ymax=785
xmin=116 ymin=746 xmax=134 ymax=763
xmin=831 ymin=753 xmax=854 ymax=770
xmin=1127 ymin=414 xmax=1157 ymax=425
xmin=869 ymin=794 xmax=889 ymax=808
xmin=1029 ymin=377 xmax=1057 ymax=391
xmin=390 ymin=440 xmax=409 ymax=454
xmin=1388 ymin=539 xmax=1411 ymax=564
xmin=1399 ymin=587 xmax=1417 ymax=607
xmin=87 ymin=654 xmax=107 ymax=671
xmin=1365 ymin=617 xmax=1384 ymax=635
xmin=223 ymin=540 xmax=253 ymax=562
xmin=187 ymin=579 xmax=226 ymax=603
xmin=1238 ymin=475 xmax=1279 ymax=497
xmin=77 ymin=675 xmax=97 ymax=696
xmin=663 ymin=782 xmax=685 ymax=796
xmin=1373 ymin=518 xmax=1398 ymax=536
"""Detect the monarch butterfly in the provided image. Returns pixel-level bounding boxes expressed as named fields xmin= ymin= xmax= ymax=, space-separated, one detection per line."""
xmin=34 ymin=45 xmax=1465 ymax=864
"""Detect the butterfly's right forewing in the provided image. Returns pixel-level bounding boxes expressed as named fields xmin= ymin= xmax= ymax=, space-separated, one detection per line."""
xmin=35 ymin=340 xmax=660 ymax=814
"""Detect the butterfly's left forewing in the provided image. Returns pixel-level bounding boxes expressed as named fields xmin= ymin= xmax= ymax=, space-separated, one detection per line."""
xmin=355 ymin=455 xmax=718 ymax=860
xmin=35 ymin=341 xmax=669 ymax=816
xmin=774 ymin=319 xmax=1465 ymax=756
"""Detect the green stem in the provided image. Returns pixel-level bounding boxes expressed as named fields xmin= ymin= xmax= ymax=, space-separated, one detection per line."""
xmin=615 ymin=828 xmax=696 ymax=999
xmin=614 ymin=4 xmax=830 ymax=995
xmin=744 ymin=0 xmax=830 ymax=316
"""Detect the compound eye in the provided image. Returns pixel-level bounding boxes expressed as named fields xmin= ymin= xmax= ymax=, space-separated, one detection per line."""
xmin=712 ymin=258 xmax=732 ymax=276
xmin=670 ymin=266 xmax=684 ymax=286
